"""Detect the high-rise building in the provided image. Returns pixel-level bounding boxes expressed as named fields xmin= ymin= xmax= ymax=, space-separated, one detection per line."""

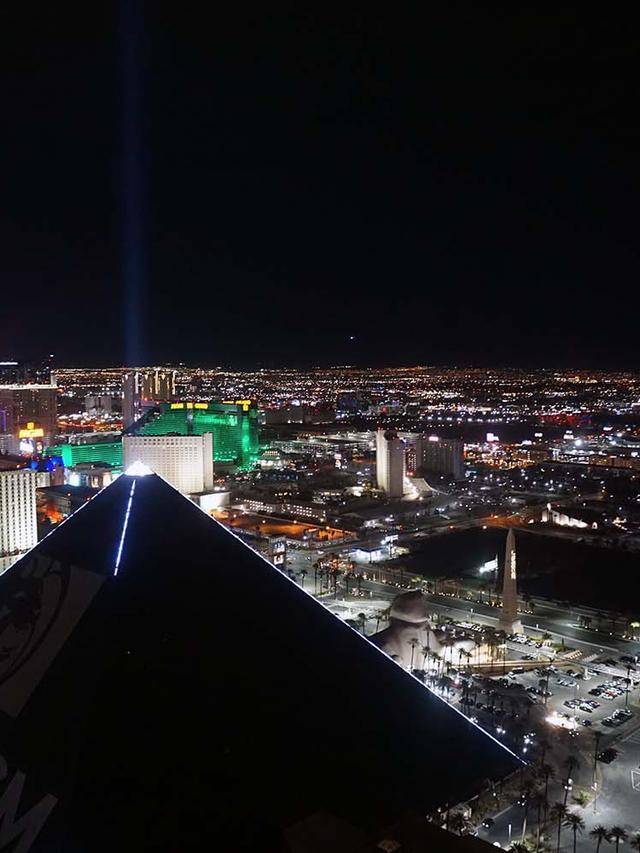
xmin=85 ymin=394 xmax=113 ymax=415
xmin=129 ymin=400 xmax=260 ymax=470
xmin=420 ymin=435 xmax=465 ymax=481
xmin=0 ymin=355 xmax=54 ymax=385
xmin=122 ymin=369 xmax=176 ymax=428
xmin=399 ymin=432 xmax=424 ymax=476
xmin=405 ymin=442 xmax=419 ymax=475
xmin=0 ymin=382 xmax=58 ymax=448
xmin=123 ymin=433 xmax=214 ymax=494
xmin=0 ymin=361 xmax=23 ymax=384
xmin=499 ymin=528 xmax=523 ymax=634
xmin=0 ymin=469 xmax=37 ymax=572
xmin=376 ymin=428 xmax=405 ymax=497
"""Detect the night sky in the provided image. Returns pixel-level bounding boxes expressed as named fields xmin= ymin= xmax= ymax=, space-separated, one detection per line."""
xmin=2 ymin=7 xmax=639 ymax=368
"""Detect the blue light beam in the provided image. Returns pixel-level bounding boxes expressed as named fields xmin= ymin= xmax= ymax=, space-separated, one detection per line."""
xmin=119 ymin=0 xmax=147 ymax=366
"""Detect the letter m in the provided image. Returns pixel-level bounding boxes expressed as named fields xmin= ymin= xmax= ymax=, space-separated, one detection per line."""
xmin=0 ymin=770 xmax=56 ymax=853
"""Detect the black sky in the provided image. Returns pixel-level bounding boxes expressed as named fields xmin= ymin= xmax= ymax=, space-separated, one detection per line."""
xmin=1 ymin=7 xmax=639 ymax=368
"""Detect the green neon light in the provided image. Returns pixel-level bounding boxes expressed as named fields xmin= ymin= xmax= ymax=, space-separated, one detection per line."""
xmin=134 ymin=401 xmax=260 ymax=469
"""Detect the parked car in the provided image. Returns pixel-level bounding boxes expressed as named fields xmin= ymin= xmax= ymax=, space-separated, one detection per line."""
xmin=598 ymin=748 xmax=618 ymax=763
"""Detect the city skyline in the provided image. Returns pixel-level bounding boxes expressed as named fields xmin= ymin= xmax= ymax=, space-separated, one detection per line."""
xmin=5 ymin=356 xmax=640 ymax=371
xmin=4 ymin=8 xmax=640 ymax=849
xmin=2 ymin=350 xmax=640 ymax=849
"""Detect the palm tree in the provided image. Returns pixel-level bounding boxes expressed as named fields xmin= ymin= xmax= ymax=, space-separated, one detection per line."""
xmin=374 ymin=609 xmax=388 ymax=632
xmin=539 ymin=764 xmax=555 ymax=818
xmin=609 ymin=827 xmax=627 ymax=852
xmin=564 ymin=754 xmax=580 ymax=776
xmin=447 ymin=811 xmax=470 ymax=835
xmin=408 ymin=637 xmax=419 ymax=670
xmin=563 ymin=812 xmax=585 ymax=853
xmin=589 ymin=826 xmax=610 ymax=852
xmin=549 ymin=802 xmax=567 ymax=853
xmin=538 ymin=738 xmax=550 ymax=766
xmin=563 ymin=755 xmax=580 ymax=806
xmin=462 ymin=648 xmax=473 ymax=672
xmin=530 ymin=790 xmax=547 ymax=852
xmin=509 ymin=842 xmax=533 ymax=853
xmin=357 ymin=612 xmax=367 ymax=636
xmin=331 ymin=568 xmax=340 ymax=597
xmin=344 ymin=572 xmax=352 ymax=596
xmin=317 ymin=568 xmax=326 ymax=592
xmin=438 ymin=673 xmax=453 ymax=700
xmin=629 ymin=833 xmax=640 ymax=851
xmin=474 ymin=636 xmax=483 ymax=665
xmin=298 ymin=569 xmax=307 ymax=588
xmin=421 ymin=644 xmax=431 ymax=677
xmin=486 ymin=631 xmax=503 ymax=665
xmin=442 ymin=635 xmax=457 ymax=670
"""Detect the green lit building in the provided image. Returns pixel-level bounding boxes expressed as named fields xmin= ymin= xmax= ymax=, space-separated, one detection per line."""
xmin=129 ymin=400 xmax=260 ymax=470
xmin=45 ymin=441 xmax=123 ymax=469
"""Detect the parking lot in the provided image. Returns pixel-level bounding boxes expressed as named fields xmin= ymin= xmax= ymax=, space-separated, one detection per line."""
xmin=460 ymin=654 xmax=640 ymax=849
xmin=447 ymin=644 xmax=640 ymax=762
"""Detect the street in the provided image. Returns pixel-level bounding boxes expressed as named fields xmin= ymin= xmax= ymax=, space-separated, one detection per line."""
xmin=301 ymin=569 xmax=640 ymax=849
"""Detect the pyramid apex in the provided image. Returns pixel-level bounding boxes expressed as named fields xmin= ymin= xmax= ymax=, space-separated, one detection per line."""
xmin=124 ymin=460 xmax=153 ymax=477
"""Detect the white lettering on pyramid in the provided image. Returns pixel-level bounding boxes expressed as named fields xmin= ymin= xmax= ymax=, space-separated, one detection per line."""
xmin=0 ymin=755 xmax=57 ymax=853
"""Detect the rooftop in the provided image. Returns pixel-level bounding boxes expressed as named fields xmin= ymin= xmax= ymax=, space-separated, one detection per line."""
xmin=0 ymin=471 xmax=519 ymax=850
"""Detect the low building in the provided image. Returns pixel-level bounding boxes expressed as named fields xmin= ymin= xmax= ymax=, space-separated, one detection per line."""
xmin=280 ymin=501 xmax=328 ymax=523
xmin=66 ymin=463 xmax=118 ymax=489
xmin=236 ymin=497 xmax=328 ymax=523
xmin=195 ymin=490 xmax=230 ymax=511
xmin=542 ymin=504 xmax=600 ymax=530
xmin=36 ymin=484 xmax=98 ymax=525
xmin=46 ymin=440 xmax=123 ymax=469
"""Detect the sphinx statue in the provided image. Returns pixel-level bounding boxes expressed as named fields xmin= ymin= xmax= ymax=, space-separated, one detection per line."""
xmin=369 ymin=589 xmax=475 ymax=671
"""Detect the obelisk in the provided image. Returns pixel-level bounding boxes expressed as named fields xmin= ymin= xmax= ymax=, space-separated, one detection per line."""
xmin=499 ymin=528 xmax=523 ymax=634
